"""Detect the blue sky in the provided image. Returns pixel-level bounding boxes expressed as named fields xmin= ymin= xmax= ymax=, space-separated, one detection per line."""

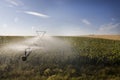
xmin=0 ymin=0 xmax=120 ymax=36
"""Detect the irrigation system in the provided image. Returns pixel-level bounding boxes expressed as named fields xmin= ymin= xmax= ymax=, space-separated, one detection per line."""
xmin=21 ymin=31 xmax=46 ymax=61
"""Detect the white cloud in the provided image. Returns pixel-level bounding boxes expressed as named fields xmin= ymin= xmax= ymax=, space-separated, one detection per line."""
xmin=14 ymin=17 xmax=19 ymax=23
xmin=81 ymin=19 xmax=91 ymax=25
xmin=31 ymin=26 xmax=35 ymax=30
xmin=6 ymin=0 xmax=24 ymax=6
xmin=99 ymin=23 xmax=120 ymax=31
xmin=111 ymin=18 xmax=115 ymax=21
xmin=98 ymin=23 xmax=120 ymax=34
xmin=24 ymin=11 xmax=50 ymax=18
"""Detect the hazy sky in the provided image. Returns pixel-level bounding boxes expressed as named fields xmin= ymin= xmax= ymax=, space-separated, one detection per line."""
xmin=0 ymin=0 xmax=120 ymax=36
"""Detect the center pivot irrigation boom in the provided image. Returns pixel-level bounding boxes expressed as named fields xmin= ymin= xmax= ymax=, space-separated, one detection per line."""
xmin=21 ymin=31 xmax=46 ymax=61
xmin=36 ymin=31 xmax=46 ymax=39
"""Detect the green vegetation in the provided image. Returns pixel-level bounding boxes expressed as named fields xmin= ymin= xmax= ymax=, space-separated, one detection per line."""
xmin=0 ymin=36 xmax=120 ymax=80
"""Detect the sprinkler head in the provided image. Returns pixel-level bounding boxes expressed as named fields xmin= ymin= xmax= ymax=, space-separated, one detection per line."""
xmin=22 ymin=56 xmax=27 ymax=61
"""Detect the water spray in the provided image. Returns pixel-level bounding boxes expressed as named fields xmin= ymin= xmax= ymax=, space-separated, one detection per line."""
xmin=21 ymin=31 xmax=46 ymax=61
